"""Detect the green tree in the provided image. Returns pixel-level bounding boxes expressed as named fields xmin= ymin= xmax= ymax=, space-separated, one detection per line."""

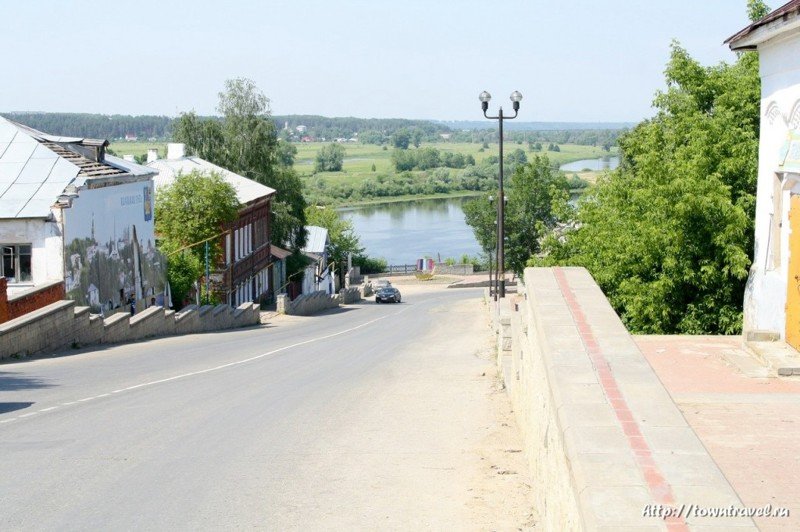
xmin=392 ymin=128 xmax=411 ymax=149
xmin=463 ymin=195 xmax=497 ymax=255
xmin=314 ymin=143 xmax=346 ymax=172
xmin=277 ymin=140 xmax=297 ymax=167
xmin=505 ymin=148 xmax=528 ymax=167
xmin=411 ymin=128 xmax=423 ymax=148
xmin=165 ymin=252 xmax=202 ymax=310
xmin=173 ymin=78 xmax=307 ymax=252
xmin=416 ymin=147 xmax=441 ymax=170
xmin=360 ymin=130 xmax=384 ymax=145
xmin=464 ymin=155 xmax=570 ymax=275
xmin=305 ymin=206 xmax=364 ymax=287
xmin=391 ymin=149 xmax=416 ymax=171
xmin=155 ymin=170 xmax=240 ymax=308
xmin=541 ymin=37 xmax=762 ymax=334
xmin=747 ymin=0 xmax=770 ymax=22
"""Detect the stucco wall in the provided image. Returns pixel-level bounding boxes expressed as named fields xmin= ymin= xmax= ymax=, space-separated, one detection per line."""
xmin=0 ymin=214 xmax=64 ymax=295
xmin=744 ymin=30 xmax=800 ymax=336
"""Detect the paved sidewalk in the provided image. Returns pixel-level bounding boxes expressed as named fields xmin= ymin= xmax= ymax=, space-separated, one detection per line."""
xmin=523 ymin=267 xmax=754 ymax=530
xmin=636 ymin=336 xmax=800 ymax=531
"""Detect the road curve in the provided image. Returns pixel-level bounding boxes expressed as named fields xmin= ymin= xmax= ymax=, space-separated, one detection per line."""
xmin=0 ymin=288 xmax=532 ymax=530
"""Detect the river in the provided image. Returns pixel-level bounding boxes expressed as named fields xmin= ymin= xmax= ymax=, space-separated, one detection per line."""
xmin=338 ymin=197 xmax=482 ymax=265
xmin=559 ymin=155 xmax=619 ymax=172
xmin=339 ymin=156 xmax=614 ymax=265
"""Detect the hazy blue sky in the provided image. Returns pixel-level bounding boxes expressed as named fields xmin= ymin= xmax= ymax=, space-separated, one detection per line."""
xmin=0 ymin=0 xmax=782 ymax=122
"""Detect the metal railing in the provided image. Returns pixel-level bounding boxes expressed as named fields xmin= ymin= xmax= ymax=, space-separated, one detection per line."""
xmin=381 ymin=264 xmax=419 ymax=275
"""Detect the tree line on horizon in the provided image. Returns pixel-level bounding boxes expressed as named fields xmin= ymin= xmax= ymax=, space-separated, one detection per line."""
xmin=0 ymin=111 xmax=625 ymax=149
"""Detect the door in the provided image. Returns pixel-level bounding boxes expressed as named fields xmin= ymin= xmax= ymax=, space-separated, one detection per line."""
xmin=786 ymin=194 xmax=800 ymax=350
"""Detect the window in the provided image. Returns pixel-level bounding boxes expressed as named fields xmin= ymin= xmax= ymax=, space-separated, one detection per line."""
xmin=1 ymin=244 xmax=32 ymax=283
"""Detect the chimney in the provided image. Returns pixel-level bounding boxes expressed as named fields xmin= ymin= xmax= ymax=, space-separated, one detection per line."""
xmin=147 ymin=148 xmax=158 ymax=163
xmin=123 ymin=154 xmax=135 ymax=162
xmin=167 ymin=143 xmax=185 ymax=160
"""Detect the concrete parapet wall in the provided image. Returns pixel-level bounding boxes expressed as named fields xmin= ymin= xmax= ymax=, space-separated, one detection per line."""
xmin=434 ymin=263 xmax=474 ymax=275
xmin=495 ymin=267 xmax=755 ymax=530
xmin=0 ymin=301 xmax=76 ymax=358
xmin=278 ymin=290 xmax=340 ymax=316
xmin=339 ymin=287 xmax=362 ymax=304
xmin=0 ymin=301 xmax=260 ymax=360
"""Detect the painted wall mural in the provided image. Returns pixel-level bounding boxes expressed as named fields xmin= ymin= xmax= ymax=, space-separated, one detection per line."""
xmin=63 ymin=181 xmax=166 ymax=314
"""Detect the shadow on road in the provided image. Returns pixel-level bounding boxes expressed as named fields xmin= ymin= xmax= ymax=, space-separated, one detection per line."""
xmin=0 ymin=401 xmax=34 ymax=414
xmin=0 ymin=372 xmax=54 ymax=392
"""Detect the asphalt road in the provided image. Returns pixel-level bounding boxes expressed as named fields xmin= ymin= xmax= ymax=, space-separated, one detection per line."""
xmin=0 ymin=288 xmax=531 ymax=530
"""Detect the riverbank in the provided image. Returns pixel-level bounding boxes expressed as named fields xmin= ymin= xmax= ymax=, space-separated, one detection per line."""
xmin=339 ymin=196 xmax=483 ymax=264
xmin=331 ymin=190 xmax=483 ymax=208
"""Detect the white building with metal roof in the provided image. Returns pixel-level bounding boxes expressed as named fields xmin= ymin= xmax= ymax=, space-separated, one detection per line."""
xmin=727 ymin=0 xmax=800 ymax=350
xmin=301 ymin=225 xmax=332 ymax=295
xmin=0 ymin=116 xmax=165 ymax=313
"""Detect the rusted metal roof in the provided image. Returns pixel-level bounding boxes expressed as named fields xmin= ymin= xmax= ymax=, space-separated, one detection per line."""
xmin=39 ymin=141 xmax=126 ymax=178
xmin=270 ymin=244 xmax=291 ymax=260
xmin=726 ymin=0 xmax=800 ymax=49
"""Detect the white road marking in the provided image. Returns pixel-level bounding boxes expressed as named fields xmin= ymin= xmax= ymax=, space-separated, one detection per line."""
xmin=1 ymin=306 xmax=412 ymax=426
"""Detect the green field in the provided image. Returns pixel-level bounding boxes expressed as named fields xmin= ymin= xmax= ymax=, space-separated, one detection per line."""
xmin=108 ymin=141 xmax=167 ymax=159
xmin=110 ymin=139 xmax=613 ymax=202
xmin=294 ymin=141 xmax=611 ymax=190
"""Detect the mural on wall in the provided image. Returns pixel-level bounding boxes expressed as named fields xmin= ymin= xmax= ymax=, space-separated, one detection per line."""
xmin=63 ymin=181 xmax=166 ymax=314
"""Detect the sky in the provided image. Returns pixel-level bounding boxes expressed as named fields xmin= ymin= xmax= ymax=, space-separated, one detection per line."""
xmin=0 ymin=0 xmax=784 ymax=123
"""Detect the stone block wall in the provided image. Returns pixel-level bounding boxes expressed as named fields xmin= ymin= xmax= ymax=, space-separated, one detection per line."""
xmin=277 ymin=290 xmax=341 ymax=316
xmin=493 ymin=267 xmax=754 ymax=530
xmin=339 ymin=287 xmax=362 ymax=304
xmin=0 ymin=301 xmax=260 ymax=360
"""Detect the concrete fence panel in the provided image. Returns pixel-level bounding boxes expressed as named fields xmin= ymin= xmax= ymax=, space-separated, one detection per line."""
xmin=0 ymin=300 xmax=261 ymax=361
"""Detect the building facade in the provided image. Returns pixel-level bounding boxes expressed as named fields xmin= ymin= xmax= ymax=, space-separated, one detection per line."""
xmin=148 ymin=143 xmax=277 ymax=307
xmin=302 ymin=225 xmax=333 ymax=295
xmin=728 ymin=0 xmax=800 ymax=349
xmin=0 ymin=117 xmax=165 ymax=314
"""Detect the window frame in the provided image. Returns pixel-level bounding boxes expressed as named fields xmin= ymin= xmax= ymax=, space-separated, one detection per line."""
xmin=1 ymin=243 xmax=32 ymax=283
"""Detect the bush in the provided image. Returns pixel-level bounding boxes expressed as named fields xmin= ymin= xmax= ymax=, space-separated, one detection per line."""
xmin=567 ymin=174 xmax=589 ymax=189
xmin=353 ymin=255 xmax=387 ymax=274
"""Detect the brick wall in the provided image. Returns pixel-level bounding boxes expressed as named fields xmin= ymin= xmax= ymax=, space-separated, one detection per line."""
xmin=0 ymin=279 xmax=7 ymax=323
xmin=0 ymin=278 xmax=66 ymax=324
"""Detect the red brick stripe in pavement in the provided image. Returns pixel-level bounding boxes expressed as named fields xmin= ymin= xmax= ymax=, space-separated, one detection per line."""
xmin=553 ymin=267 xmax=688 ymax=531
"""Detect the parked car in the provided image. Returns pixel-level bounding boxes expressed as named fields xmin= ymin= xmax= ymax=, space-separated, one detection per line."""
xmin=375 ymin=286 xmax=402 ymax=303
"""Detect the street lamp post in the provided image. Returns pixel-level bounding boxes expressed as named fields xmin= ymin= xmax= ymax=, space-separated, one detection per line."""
xmin=480 ymin=90 xmax=522 ymax=298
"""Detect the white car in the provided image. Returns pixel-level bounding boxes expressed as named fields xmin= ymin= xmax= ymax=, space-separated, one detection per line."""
xmin=373 ymin=279 xmax=392 ymax=291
